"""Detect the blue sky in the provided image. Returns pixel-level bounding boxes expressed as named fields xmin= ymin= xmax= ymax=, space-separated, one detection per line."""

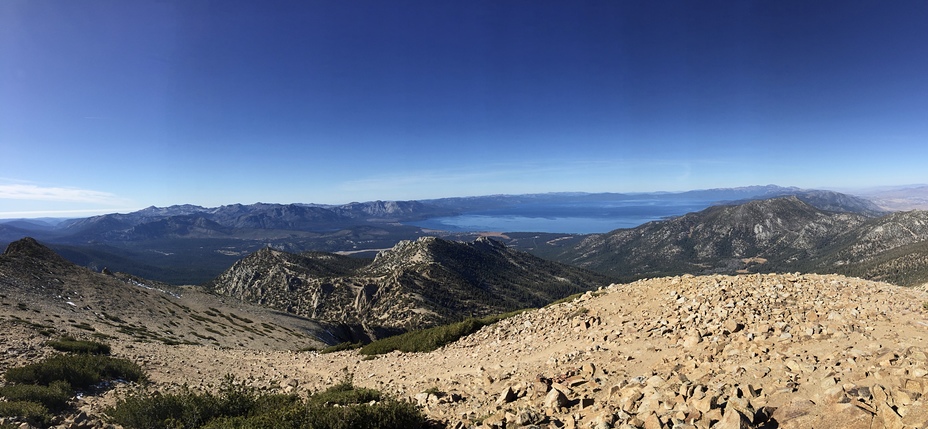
xmin=2 ymin=1 xmax=927 ymax=218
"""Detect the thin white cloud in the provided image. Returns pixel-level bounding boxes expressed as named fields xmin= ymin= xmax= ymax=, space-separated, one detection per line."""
xmin=0 ymin=184 xmax=124 ymax=204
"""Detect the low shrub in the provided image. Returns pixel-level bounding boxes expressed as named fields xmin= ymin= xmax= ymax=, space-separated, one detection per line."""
xmin=107 ymin=375 xmax=434 ymax=429
xmin=106 ymin=375 xmax=279 ymax=429
xmin=4 ymin=353 xmax=144 ymax=389
xmin=0 ymin=400 xmax=50 ymax=425
xmin=359 ymin=309 xmax=527 ymax=356
xmin=201 ymin=403 xmax=428 ymax=429
xmin=0 ymin=380 xmax=71 ymax=411
xmin=46 ymin=336 xmax=112 ymax=355
xmin=0 ymin=341 xmax=145 ymax=428
xmin=298 ymin=399 xmax=428 ymax=429
xmin=320 ymin=342 xmax=361 ymax=354
xmin=106 ymin=386 xmax=225 ymax=429
xmin=308 ymin=375 xmax=381 ymax=406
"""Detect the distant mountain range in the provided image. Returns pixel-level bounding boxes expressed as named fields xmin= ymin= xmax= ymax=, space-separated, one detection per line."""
xmin=47 ymin=200 xmax=436 ymax=241
xmin=0 ymin=185 xmax=884 ymax=242
xmin=853 ymin=184 xmax=928 ymax=211
xmin=0 ymin=184 xmax=920 ymax=286
xmin=5 ymin=184 xmax=928 ymax=344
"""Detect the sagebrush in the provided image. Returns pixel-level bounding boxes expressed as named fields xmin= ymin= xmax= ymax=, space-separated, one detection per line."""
xmin=106 ymin=375 xmax=434 ymax=429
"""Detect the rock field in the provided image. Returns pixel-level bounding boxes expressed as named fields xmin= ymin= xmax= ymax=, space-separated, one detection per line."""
xmin=5 ymin=273 xmax=928 ymax=428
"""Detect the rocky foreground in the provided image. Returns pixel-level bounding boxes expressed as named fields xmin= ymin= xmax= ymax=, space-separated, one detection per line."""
xmin=5 ymin=273 xmax=928 ymax=428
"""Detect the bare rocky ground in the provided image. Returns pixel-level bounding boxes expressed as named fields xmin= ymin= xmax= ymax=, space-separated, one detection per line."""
xmin=4 ymin=273 xmax=928 ymax=428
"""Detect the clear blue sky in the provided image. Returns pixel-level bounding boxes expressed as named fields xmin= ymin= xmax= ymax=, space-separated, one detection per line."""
xmin=2 ymin=1 xmax=927 ymax=218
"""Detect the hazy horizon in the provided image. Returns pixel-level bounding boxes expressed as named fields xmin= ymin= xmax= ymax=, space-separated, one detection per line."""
xmin=2 ymin=183 xmax=925 ymax=221
xmin=3 ymin=1 xmax=926 ymax=218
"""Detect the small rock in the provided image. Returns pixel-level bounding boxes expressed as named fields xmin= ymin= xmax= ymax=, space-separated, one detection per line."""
xmin=496 ymin=386 xmax=516 ymax=405
xmin=683 ymin=334 xmax=702 ymax=349
xmin=544 ymin=388 xmax=569 ymax=410
xmin=691 ymin=393 xmax=717 ymax=413
xmin=581 ymin=362 xmax=596 ymax=377
xmin=771 ymin=399 xmax=818 ymax=429
xmin=716 ymin=407 xmax=751 ymax=429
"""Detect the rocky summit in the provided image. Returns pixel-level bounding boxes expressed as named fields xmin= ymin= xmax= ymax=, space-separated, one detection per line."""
xmin=4 ymin=271 xmax=928 ymax=428
xmin=386 ymin=273 xmax=928 ymax=429
xmin=208 ymin=236 xmax=612 ymax=339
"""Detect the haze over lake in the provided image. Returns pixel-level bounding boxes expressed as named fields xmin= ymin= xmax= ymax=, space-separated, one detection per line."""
xmin=408 ymin=199 xmax=716 ymax=234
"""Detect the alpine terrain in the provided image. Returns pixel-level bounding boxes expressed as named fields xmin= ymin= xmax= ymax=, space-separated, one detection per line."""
xmin=208 ymin=236 xmax=613 ymax=340
xmin=3 ymin=246 xmax=928 ymax=428
xmin=554 ymin=196 xmax=928 ymax=287
xmin=2 ymin=188 xmax=928 ymax=428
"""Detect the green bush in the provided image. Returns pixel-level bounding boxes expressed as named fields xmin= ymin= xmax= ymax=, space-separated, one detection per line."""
xmin=0 ymin=400 xmax=50 ymax=425
xmin=200 ymin=390 xmax=429 ymax=429
xmin=106 ymin=376 xmax=276 ymax=429
xmin=0 ymin=380 xmax=71 ymax=411
xmin=107 ymin=375 xmax=434 ymax=429
xmin=4 ymin=353 xmax=144 ymax=389
xmin=320 ymin=342 xmax=361 ymax=354
xmin=46 ymin=336 xmax=111 ymax=355
xmin=0 ymin=347 xmax=144 ymax=427
xmin=359 ymin=310 xmax=526 ymax=356
xmin=106 ymin=386 xmax=224 ymax=429
xmin=300 ymin=399 xmax=429 ymax=429
xmin=308 ymin=376 xmax=381 ymax=406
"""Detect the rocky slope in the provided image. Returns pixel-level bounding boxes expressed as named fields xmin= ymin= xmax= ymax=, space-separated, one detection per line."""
xmin=4 ymin=273 xmax=927 ymax=428
xmin=558 ymin=197 xmax=928 ymax=286
xmin=208 ymin=237 xmax=612 ymax=339
xmin=0 ymin=238 xmax=332 ymax=351
xmin=769 ymin=188 xmax=885 ymax=216
xmin=828 ymin=210 xmax=928 ymax=263
xmin=561 ymin=197 xmax=869 ymax=278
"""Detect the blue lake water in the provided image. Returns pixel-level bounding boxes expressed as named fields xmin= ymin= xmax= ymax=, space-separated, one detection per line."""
xmin=408 ymin=200 xmax=716 ymax=234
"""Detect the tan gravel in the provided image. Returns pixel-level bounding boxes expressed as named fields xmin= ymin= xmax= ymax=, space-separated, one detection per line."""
xmin=5 ymin=273 xmax=928 ymax=428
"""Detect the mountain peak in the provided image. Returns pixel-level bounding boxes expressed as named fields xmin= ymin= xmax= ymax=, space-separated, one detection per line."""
xmin=3 ymin=237 xmax=63 ymax=261
xmin=474 ymin=236 xmax=506 ymax=249
xmin=209 ymin=237 xmax=612 ymax=336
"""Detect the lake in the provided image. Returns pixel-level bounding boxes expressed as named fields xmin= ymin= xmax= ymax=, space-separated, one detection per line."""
xmin=408 ymin=199 xmax=715 ymax=234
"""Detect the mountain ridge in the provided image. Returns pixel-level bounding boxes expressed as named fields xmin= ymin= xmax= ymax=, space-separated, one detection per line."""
xmin=0 ymin=185 xmax=894 ymax=285
xmin=553 ymin=196 xmax=928 ymax=286
xmin=0 ymin=237 xmax=334 ymax=348
xmin=207 ymin=236 xmax=613 ymax=339
xmin=4 ymin=185 xmax=883 ymax=239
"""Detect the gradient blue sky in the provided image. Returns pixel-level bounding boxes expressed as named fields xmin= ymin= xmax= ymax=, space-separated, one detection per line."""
xmin=2 ymin=1 xmax=927 ymax=218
